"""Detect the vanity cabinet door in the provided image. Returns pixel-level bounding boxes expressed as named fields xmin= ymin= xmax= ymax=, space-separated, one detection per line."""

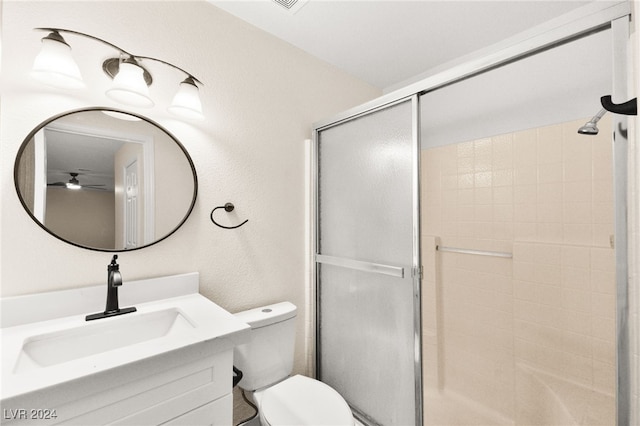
xmin=163 ymin=394 xmax=232 ymax=425
xmin=2 ymin=349 xmax=234 ymax=425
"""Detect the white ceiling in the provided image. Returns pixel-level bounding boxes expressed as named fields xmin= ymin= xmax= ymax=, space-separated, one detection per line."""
xmin=208 ymin=0 xmax=593 ymax=91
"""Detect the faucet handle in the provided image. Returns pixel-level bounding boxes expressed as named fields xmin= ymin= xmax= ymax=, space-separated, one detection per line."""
xmin=111 ymin=270 xmax=123 ymax=287
xmin=108 ymin=255 xmax=121 ymax=286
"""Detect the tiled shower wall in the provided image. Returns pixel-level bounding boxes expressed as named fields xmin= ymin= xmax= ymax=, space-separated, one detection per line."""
xmin=421 ymin=116 xmax=616 ymax=425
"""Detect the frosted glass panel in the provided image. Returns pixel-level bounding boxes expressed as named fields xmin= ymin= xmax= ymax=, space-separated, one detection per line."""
xmin=316 ymin=98 xmax=419 ymax=425
xmin=319 ymin=264 xmax=416 ymax=425
xmin=318 ymin=100 xmax=413 ymax=265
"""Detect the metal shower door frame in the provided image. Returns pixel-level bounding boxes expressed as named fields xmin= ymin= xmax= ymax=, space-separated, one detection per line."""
xmin=312 ymin=94 xmax=423 ymax=426
xmin=611 ymin=14 xmax=631 ymax=426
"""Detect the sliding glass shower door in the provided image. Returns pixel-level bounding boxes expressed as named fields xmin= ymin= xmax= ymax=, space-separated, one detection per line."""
xmin=314 ymin=96 xmax=422 ymax=426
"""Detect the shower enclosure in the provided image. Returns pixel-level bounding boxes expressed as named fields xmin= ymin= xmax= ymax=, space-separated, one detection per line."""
xmin=312 ymin=2 xmax=633 ymax=425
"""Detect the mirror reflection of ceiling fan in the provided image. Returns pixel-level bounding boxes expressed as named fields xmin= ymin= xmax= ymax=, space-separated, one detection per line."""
xmin=47 ymin=172 xmax=107 ymax=190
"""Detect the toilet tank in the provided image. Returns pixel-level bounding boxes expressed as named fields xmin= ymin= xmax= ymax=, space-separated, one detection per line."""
xmin=233 ymin=302 xmax=297 ymax=391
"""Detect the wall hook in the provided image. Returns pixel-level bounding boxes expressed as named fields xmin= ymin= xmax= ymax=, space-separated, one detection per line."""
xmin=210 ymin=203 xmax=248 ymax=229
xmin=601 ymin=95 xmax=637 ymax=116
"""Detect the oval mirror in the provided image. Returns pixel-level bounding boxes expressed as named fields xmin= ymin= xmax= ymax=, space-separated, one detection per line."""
xmin=14 ymin=108 xmax=197 ymax=251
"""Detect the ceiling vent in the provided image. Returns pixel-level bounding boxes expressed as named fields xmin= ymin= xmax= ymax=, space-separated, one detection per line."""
xmin=272 ymin=0 xmax=309 ymax=14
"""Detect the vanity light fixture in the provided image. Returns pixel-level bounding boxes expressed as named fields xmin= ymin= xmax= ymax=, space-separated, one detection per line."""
xmin=31 ymin=28 xmax=204 ymax=120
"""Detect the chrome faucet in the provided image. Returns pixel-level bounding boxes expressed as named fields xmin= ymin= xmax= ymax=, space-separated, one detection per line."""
xmin=86 ymin=255 xmax=137 ymax=321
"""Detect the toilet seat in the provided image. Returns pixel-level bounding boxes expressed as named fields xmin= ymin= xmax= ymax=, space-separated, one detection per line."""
xmin=258 ymin=375 xmax=354 ymax=426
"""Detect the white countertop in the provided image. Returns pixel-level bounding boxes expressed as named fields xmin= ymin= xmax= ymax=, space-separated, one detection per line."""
xmin=0 ymin=273 xmax=250 ymax=401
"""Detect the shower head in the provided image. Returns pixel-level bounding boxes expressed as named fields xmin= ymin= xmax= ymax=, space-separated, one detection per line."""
xmin=578 ymin=121 xmax=599 ymax=135
xmin=577 ymin=108 xmax=607 ymax=135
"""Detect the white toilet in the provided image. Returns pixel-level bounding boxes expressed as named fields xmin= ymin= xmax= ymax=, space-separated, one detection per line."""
xmin=234 ymin=302 xmax=355 ymax=426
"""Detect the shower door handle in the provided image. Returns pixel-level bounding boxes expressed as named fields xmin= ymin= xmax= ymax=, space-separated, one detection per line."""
xmin=315 ymin=254 xmax=405 ymax=278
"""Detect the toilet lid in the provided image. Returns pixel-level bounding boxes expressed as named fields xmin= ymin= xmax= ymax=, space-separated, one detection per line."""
xmin=260 ymin=375 xmax=354 ymax=426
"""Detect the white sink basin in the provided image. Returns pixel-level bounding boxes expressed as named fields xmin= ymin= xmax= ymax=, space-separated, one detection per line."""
xmin=14 ymin=308 xmax=195 ymax=373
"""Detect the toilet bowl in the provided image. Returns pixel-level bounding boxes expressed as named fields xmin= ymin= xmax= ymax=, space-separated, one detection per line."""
xmin=253 ymin=375 xmax=353 ymax=425
xmin=234 ymin=302 xmax=354 ymax=426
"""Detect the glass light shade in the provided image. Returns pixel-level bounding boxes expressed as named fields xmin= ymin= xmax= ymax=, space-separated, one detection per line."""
xmin=168 ymin=78 xmax=204 ymax=120
xmin=31 ymin=37 xmax=84 ymax=89
xmin=66 ymin=182 xmax=81 ymax=190
xmin=106 ymin=61 xmax=154 ymax=108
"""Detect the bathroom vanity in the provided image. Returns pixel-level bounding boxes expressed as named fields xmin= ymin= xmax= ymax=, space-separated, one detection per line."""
xmin=0 ymin=273 xmax=250 ymax=425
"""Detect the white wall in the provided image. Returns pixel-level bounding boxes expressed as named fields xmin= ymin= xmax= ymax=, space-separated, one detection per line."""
xmin=0 ymin=0 xmax=380 ymax=377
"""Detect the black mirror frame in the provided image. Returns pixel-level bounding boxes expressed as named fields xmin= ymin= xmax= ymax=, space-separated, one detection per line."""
xmin=13 ymin=107 xmax=198 ymax=252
